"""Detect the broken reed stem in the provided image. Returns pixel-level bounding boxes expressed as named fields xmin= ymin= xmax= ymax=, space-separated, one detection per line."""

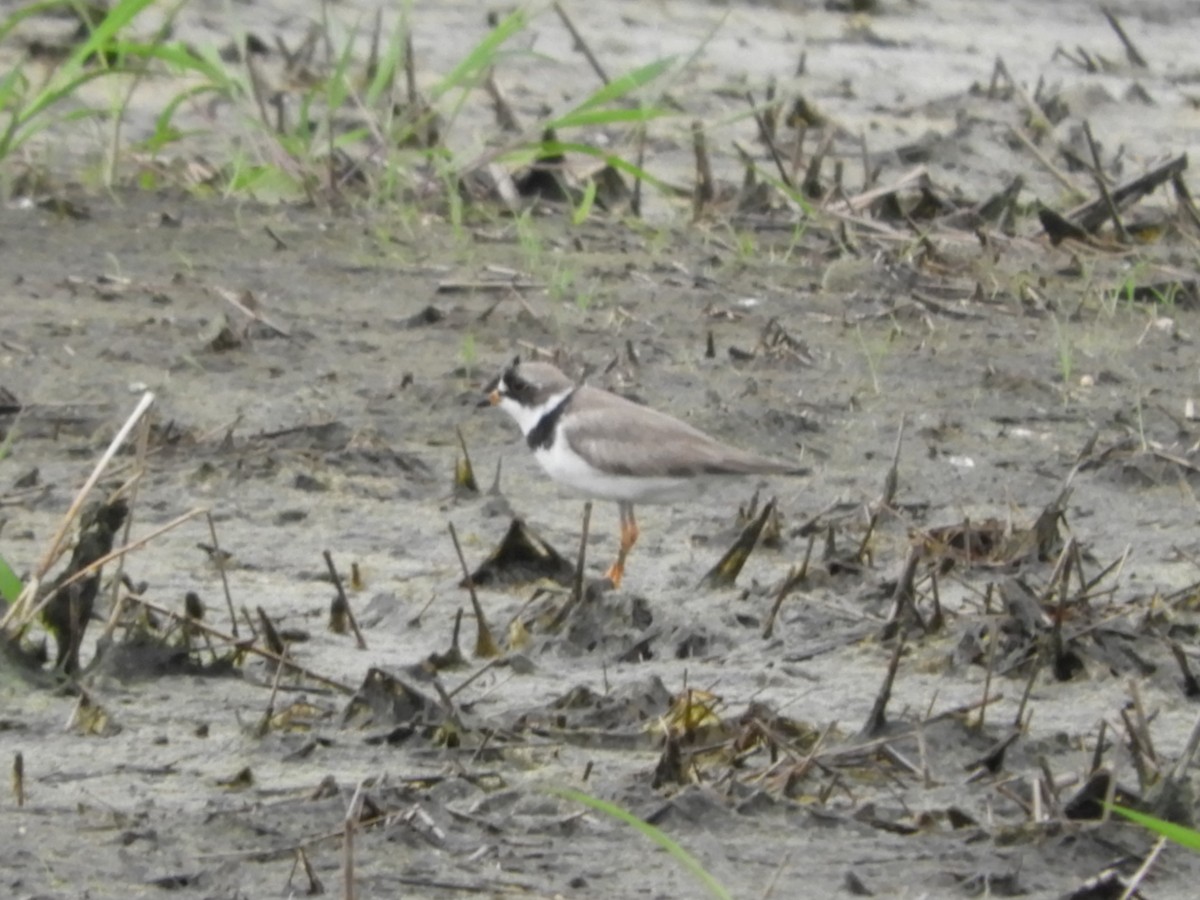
xmin=1121 ymin=836 xmax=1167 ymax=900
xmin=454 ymin=426 xmax=480 ymax=494
xmin=403 ymin=28 xmax=417 ymax=109
xmin=1089 ymin=720 xmax=1107 ymax=775
xmin=1127 ymin=679 xmax=1156 ymax=764
xmin=12 ymin=751 xmax=24 ymax=807
xmin=3 ymin=506 xmax=207 ymax=634
xmin=256 ymin=647 xmax=288 ymax=738
xmin=854 ymin=502 xmax=880 ymax=565
xmin=342 ymin=781 xmax=365 ymax=900
xmin=1120 ymin=706 xmax=1153 ymax=792
xmin=762 ymin=533 xmax=815 ymax=639
xmin=483 ymin=68 xmax=522 ymax=133
xmin=691 ymin=120 xmax=714 ymax=221
xmin=631 ymin=124 xmax=646 ymax=218
xmin=24 ymin=391 xmax=156 ymax=601
xmin=977 ymin=620 xmax=999 ymax=732
xmin=801 ymin=129 xmax=834 ymax=197
xmin=206 ymin=511 xmax=239 ymax=637
xmin=886 ymin=545 xmax=925 ymax=632
xmin=364 ymin=8 xmax=382 ymax=86
xmin=1048 ymin=536 xmax=1076 ymax=665
xmin=324 ymin=550 xmax=366 ymax=649
xmin=571 ymin=501 xmax=592 ymax=607
xmin=883 ymin=414 xmax=905 ymax=507
xmin=547 ymin=502 xmax=593 ymax=631
xmin=745 ymin=90 xmax=793 ymax=189
xmin=1166 ymin=709 xmax=1200 ymax=783
xmin=1082 ymin=544 xmax=1130 ymax=595
xmin=447 ymin=658 xmax=500 ymax=700
xmin=1082 ymin=119 xmax=1128 ymax=241
xmin=1101 ymin=6 xmax=1147 ymax=67
xmin=243 ymin=51 xmax=273 ymax=130
xmin=1014 ymin=651 xmax=1042 ymax=730
xmin=1007 ymin=126 xmax=1085 ymax=197
xmin=106 ymin=408 xmax=152 ymax=628
xmin=1171 ymin=172 xmax=1200 ymax=232
xmin=446 ymin=522 xmax=500 ymax=658
xmin=552 ymin=1 xmax=610 ymax=85
xmin=130 ymin=593 xmax=354 ymax=693
xmin=861 ymin=624 xmax=907 ymax=737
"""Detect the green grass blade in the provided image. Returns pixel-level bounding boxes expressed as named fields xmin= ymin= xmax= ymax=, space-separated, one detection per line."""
xmin=0 ymin=554 xmax=21 ymax=605
xmin=1108 ymin=803 xmax=1200 ymax=851
xmin=2 ymin=0 xmax=159 ymax=155
xmin=430 ymin=9 xmax=527 ymax=101
xmin=551 ymin=787 xmax=734 ymax=900
xmin=572 ymin=177 xmax=597 ymax=224
xmin=570 ymin=57 xmax=676 ymax=113
xmin=547 ymin=106 xmax=672 ymax=130
xmin=140 ymin=82 xmax=223 ymax=151
xmin=0 ymin=67 xmax=27 ymax=112
xmin=119 ymin=40 xmax=236 ymax=88
xmin=67 ymin=0 xmax=158 ymax=71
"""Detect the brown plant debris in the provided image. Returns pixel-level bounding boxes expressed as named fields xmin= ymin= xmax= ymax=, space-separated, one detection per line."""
xmin=467 ymin=518 xmax=575 ymax=588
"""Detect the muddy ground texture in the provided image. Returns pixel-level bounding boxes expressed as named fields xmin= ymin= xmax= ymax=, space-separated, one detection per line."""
xmin=4 ymin=0 xmax=1200 ymax=898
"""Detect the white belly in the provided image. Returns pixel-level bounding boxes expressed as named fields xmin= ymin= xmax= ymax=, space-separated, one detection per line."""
xmin=533 ymin=437 xmax=701 ymax=503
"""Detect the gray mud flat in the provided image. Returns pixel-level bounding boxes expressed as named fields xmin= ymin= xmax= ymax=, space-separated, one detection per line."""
xmin=3 ymin=1 xmax=1200 ymax=898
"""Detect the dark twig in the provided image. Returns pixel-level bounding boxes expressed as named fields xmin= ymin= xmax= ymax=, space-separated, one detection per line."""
xmin=1081 ymin=120 xmax=1128 ymax=241
xmin=447 ymin=522 xmax=500 ymax=658
xmin=762 ymin=534 xmax=815 ymax=639
xmin=12 ymin=752 xmax=23 ymax=807
xmin=1128 ymin=679 xmax=1157 ymax=765
xmin=128 ymin=594 xmax=353 ymax=693
xmin=572 ymin=501 xmax=591 ymax=607
xmin=801 ymin=129 xmax=834 ymax=198
xmin=324 ymin=550 xmax=366 ymax=649
xmin=977 ymin=622 xmax=999 ymax=732
xmin=885 ymin=546 xmax=926 ymax=635
xmin=691 ymin=120 xmax=714 ymax=220
xmin=550 ymin=502 xmax=593 ymax=631
xmin=403 ymin=29 xmax=418 ymax=109
xmin=1014 ymin=649 xmax=1042 ymax=730
xmin=1120 ymin=706 xmax=1154 ymax=792
xmin=745 ymin=90 xmax=793 ymax=189
xmin=483 ymin=69 xmax=522 ymax=133
xmin=631 ymin=124 xmax=646 ymax=218
xmin=1089 ymin=719 xmax=1108 ymax=775
xmin=861 ymin=625 xmax=907 ymax=737
xmin=552 ymin=2 xmax=610 ymax=84
xmin=1171 ymin=172 xmax=1200 ymax=233
xmin=1101 ymin=7 xmax=1147 ymax=68
xmin=1067 ymin=153 xmax=1186 ymax=234
xmin=206 ymin=511 xmax=238 ymax=637
xmin=700 ymin=499 xmax=776 ymax=588
xmin=1168 ymin=641 xmax=1200 ymax=697
xmin=455 ymin=427 xmax=480 ymax=494
xmin=342 ymin=782 xmax=364 ymax=900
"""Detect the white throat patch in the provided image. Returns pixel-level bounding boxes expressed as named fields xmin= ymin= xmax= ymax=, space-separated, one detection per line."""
xmin=499 ymin=387 xmax=574 ymax=438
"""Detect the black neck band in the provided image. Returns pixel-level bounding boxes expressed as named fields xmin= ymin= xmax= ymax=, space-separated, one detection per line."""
xmin=527 ymin=389 xmax=575 ymax=451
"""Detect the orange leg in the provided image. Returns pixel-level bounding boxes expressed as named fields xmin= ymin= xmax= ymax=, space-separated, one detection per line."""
xmin=604 ymin=502 xmax=639 ymax=588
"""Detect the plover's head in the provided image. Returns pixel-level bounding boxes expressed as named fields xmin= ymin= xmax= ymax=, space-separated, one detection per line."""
xmin=483 ymin=357 xmax=576 ymax=436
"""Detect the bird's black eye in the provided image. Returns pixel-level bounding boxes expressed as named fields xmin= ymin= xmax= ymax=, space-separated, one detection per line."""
xmin=503 ymin=369 xmax=536 ymax=402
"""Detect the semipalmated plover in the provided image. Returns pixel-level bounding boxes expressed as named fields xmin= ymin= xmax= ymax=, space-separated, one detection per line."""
xmin=483 ymin=358 xmax=808 ymax=586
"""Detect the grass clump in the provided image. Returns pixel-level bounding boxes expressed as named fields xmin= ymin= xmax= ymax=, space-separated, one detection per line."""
xmin=2 ymin=3 xmax=678 ymax=211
